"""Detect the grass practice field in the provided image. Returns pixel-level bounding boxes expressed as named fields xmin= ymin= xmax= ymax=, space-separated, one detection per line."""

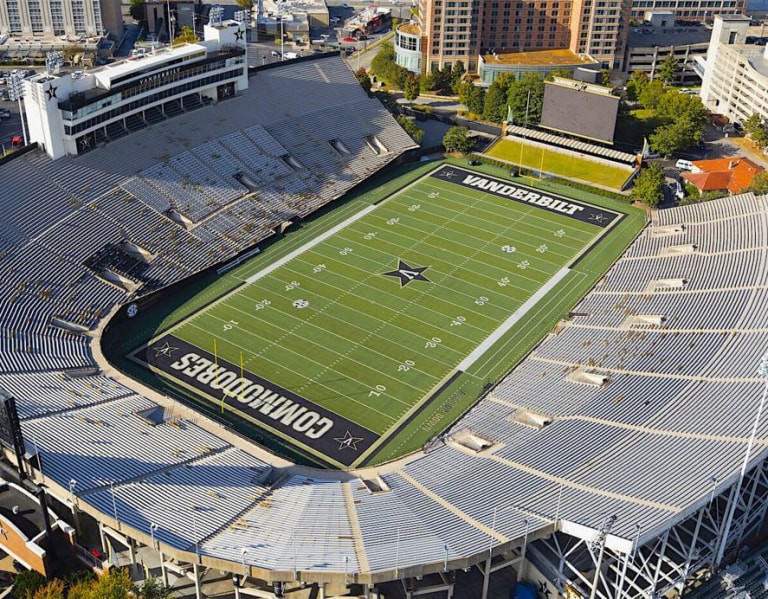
xmin=128 ymin=163 xmax=641 ymax=469
xmin=486 ymin=138 xmax=634 ymax=190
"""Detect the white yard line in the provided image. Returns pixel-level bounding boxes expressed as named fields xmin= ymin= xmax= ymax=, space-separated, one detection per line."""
xmin=457 ymin=267 xmax=572 ymax=371
xmin=244 ymin=203 xmax=380 ymax=285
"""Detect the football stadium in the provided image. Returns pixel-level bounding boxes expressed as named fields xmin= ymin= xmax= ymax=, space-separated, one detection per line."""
xmin=2 ymin=46 xmax=768 ymax=599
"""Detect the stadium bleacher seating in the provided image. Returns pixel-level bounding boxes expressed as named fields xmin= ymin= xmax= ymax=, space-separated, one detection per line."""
xmin=4 ymin=55 xmax=768 ymax=582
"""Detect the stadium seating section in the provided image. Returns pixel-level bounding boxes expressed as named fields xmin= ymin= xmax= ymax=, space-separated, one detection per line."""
xmin=2 ymin=56 xmax=768 ymax=577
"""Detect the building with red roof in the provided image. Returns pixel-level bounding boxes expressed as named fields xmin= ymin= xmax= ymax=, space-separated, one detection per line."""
xmin=681 ymin=156 xmax=764 ymax=196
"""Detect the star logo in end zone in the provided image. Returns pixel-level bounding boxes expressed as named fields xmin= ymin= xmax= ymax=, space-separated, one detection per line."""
xmin=334 ymin=431 xmax=364 ymax=451
xmin=152 ymin=341 xmax=178 ymax=358
xmin=441 ymin=168 xmax=457 ymax=179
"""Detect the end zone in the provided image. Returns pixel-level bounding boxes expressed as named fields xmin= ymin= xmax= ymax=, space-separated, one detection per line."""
xmin=131 ymin=335 xmax=377 ymax=468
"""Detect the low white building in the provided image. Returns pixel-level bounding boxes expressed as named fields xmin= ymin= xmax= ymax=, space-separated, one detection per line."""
xmin=23 ymin=20 xmax=248 ymax=159
xmin=700 ymin=14 xmax=767 ymax=126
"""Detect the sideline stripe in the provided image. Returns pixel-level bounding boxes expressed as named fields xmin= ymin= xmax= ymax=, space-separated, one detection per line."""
xmin=456 ymin=266 xmax=571 ymax=371
xmin=245 ymin=203 xmax=379 ymax=285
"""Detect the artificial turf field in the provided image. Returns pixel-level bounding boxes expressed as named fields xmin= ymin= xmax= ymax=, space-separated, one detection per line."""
xmin=130 ymin=163 xmax=640 ymax=469
xmin=485 ymin=138 xmax=634 ymax=190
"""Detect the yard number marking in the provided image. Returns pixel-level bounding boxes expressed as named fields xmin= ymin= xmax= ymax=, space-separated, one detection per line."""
xmin=425 ymin=337 xmax=442 ymax=349
xmin=369 ymin=384 xmax=387 ymax=398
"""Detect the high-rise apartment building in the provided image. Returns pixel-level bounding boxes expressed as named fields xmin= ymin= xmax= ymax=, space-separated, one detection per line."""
xmin=395 ymin=0 xmax=743 ymax=77
xmin=0 ymin=0 xmax=122 ymax=39
xmin=396 ymin=0 xmax=631 ymax=75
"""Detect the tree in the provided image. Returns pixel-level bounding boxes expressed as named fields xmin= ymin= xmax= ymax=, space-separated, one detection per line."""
xmin=655 ymin=91 xmax=707 ymax=129
xmin=625 ymin=71 xmax=649 ymax=102
xmin=370 ymin=42 xmax=408 ymax=89
xmin=632 ymin=163 xmax=665 ymax=206
xmin=547 ymin=68 xmax=572 ymax=79
xmin=93 ymin=568 xmax=133 ymax=599
xmin=31 ymin=580 xmax=65 ymax=599
xmin=752 ymin=127 xmax=768 ymax=148
xmin=423 ymin=66 xmax=452 ymax=95
xmin=482 ymin=73 xmax=515 ymax=122
xmin=450 ymin=61 xmax=465 ymax=94
xmin=638 ymin=79 xmax=665 ymax=109
xmin=750 ymin=171 xmax=768 ymax=194
xmin=507 ymin=73 xmax=545 ymax=126
xmin=744 ymin=113 xmax=763 ymax=138
xmin=128 ymin=0 xmax=146 ymax=22
xmin=657 ymin=54 xmax=679 ymax=86
xmin=173 ymin=25 xmax=197 ymax=46
xmin=13 ymin=570 xmax=47 ymax=599
xmin=600 ymin=68 xmax=612 ymax=87
xmin=649 ymin=120 xmax=698 ymax=157
xmin=403 ymin=73 xmax=420 ymax=101
xmin=396 ymin=115 xmax=424 ymax=144
xmin=458 ymin=81 xmax=485 ymax=116
xmin=354 ymin=67 xmax=372 ymax=93
xmin=138 ymin=578 xmax=173 ymax=599
xmin=442 ymin=126 xmax=474 ymax=154
xmin=235 ymin=0 xmax=253 ymax=8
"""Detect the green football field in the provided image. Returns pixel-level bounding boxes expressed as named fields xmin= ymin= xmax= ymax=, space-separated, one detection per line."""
xmin=132 ymin=164 xmax=630 ymax=469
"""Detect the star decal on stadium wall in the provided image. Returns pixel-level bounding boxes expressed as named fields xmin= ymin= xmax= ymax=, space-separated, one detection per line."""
xmin=335 ymin=431 xmax=364 ymax=451
xmin=383 ymin=259 xmax=430 ymax=287
xmin=538 ymin=581 xmax=552 ymax=598
xmin=235 ymin=28 xmax=244 ymax=41
xmin=78 ymin=135 xmax=92 ymax=151
xmin=45 ymin=85 xmax=58 ymax=100
xmin=153 ymin=341 xmax=178 ymax=358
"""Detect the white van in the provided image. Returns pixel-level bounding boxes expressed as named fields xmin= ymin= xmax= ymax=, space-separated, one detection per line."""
xmin=284 ymin=51 xmax=299 ymax=59
xmin=675 ymin=159 xmax=694 ymax=171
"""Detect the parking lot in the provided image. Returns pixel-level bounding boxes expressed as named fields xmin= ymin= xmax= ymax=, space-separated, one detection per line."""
xmin=0 ymin=80 xmax=24 ymax=155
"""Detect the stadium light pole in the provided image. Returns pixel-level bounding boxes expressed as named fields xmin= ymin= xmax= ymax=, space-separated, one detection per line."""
xmin=241 ymin=547 xmax=248 ymax=577
xmin=8 ymin=72 xmax=28 ymax=146
xmin=714 ymin=350 xmax=768 ymax=567
xmin=110 ymin=482 xmax=119 ymax=526
xmin=68 ymin=478 xmax=77 ymax=508
xmin=150 ymin=522 xmax=158 ymax=549
xmin=443 ymin=543 xmax=449 ymax=573
xmin=709 ymin=475 xmax=719 ymax=505
xmin=516 ymin=519 xmax=530 ymax=582
xmin=344 ymin=555 xmax=349 ymax=585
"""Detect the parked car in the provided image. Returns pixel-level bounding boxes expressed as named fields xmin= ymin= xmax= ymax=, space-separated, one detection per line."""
xmin=0 ymin=108 xmax=11 ymax=120
xmin=675 ymin=159 xmax=694 ymax=171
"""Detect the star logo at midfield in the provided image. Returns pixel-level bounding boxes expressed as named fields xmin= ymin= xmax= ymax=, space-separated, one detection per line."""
xmin=335 ymin=431 xmax=364 ymax=451
xmin=383 ymin=259 xmax=430 ymax=287
xmin=152 ymin=341 xmax=178 ymax=358
xmin=46 ymin=85 xmax=58 ymax=100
